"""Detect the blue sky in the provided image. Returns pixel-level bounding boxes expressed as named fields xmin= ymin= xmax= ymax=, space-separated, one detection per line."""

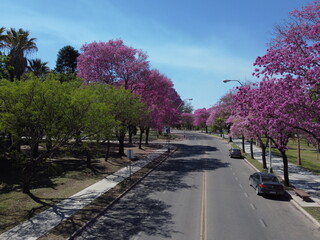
xmin=1 ymin=0 xmax=314 ymax=110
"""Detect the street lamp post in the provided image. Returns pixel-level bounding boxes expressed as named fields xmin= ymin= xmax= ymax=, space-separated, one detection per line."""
xmin=178 ymin=98 xmax=193 ymax=109
xmin=223 ymin=78 xmax=272 ymax=169
xmin=268 ymin=138 xmax=273 ymax=173
xmin=223 ymin=79 xmax=246 ymax=152
xmin=223 ymin=79 xmax=244 ymax=86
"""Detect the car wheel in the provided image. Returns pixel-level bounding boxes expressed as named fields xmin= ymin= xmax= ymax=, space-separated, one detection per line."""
xmin=255 ymin=186 xmax=260 ymax=195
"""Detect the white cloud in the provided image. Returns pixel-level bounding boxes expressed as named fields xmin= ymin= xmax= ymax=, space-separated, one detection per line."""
xmin=145 ymin=43 xmax=255 ymax=77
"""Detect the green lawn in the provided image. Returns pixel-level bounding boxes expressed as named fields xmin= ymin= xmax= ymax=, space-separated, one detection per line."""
xmin=303 ymin=207 xmax=320 ymax=222
xmin=270 ymin=138 xmax=320 ymax=175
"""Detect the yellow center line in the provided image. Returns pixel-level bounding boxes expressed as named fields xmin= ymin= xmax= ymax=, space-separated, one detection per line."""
xmin=200 ymin=170 xmax=207 ymax=240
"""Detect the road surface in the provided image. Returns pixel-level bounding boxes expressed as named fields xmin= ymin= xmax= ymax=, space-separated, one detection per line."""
xmin=73 ymin=131 xmax=320 ymax=240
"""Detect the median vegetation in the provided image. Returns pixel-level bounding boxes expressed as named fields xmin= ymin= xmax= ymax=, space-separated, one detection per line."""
xmin=0 ymin=27 xmax=191 ymax=234
xmin=0 ymin=131 xmax=166 ymax=234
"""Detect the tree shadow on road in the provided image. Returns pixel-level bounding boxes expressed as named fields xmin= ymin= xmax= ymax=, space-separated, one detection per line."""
xmin=73 ymin=143 xmax=229 ymax=239
xmin=172 ymin=143 xmax=218 ymax=159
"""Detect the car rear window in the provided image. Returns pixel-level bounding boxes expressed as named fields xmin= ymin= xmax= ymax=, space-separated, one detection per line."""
xmin=262 ymin=176 xmax=278 ymax=182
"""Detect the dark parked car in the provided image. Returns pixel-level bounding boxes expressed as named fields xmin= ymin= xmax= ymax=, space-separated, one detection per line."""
xmin=229 ymin=148 xmax=242 ymax=158
xmin=249 ymin=172 xmax=285 ymax=196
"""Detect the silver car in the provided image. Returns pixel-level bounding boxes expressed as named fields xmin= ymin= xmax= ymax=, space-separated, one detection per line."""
xmin=229 ymin=148 xmax=242 ymax=158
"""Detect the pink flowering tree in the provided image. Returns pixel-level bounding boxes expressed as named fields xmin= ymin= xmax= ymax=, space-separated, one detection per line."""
xmin=77 ymin=40 xmax=150 ymax=154
xmin=77 ymin=40 xmax=183 ymax=151
xmin=252 ymin=1 xmax=320 ymax=140
xmin=207 ymin=92 xmax=235 ymax=140
xmin=230 ymin=85 xmax=272 ymax=168
xmin=132 ymin=69 xmax=182 ymax=142
xmin=77 ymin=40 xmax=149 ymax=89
xmin=206 ymin=107 xmax=224 ymax=135
xmin=232 ymin=77 xmax=320 ymax=186
xmin=181 ymin=112 xmax=194 ymax=130
xmin=193 ymin=108 xmax=210 ymax=132
xmin=234 ymin=1 xmax=320 ymax=186
xmin=253 ymin=1 xmax=320 ymax=89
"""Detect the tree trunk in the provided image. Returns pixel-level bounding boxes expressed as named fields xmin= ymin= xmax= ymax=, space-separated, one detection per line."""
xmin=23 ymin=139 xmax=39 ymax=194
xmin=261 ymin=142 xmax=267 ymax=169
xmin=75 ymin=130 xmax=82 ymax=146
xmin=145 ymin=127 xmax=150 ymax=145
xmin=139 ymin=128 xmax=144 ymax=149
xmin=250 ymin=138 xmax=254 ymax=159
xmin=297 ymin=134 xmax=301 ymax=165
xmin=242 ymin=135 xmax=245 ymax=153
xmin=22 ymin=162 xmax=32 ymax=194
xmin=118 ymin=133 xmax=126 ymax=156
xmin=227 ymin=125 xmax=232 ymax=142
xmin=32 ymin=142 xmax=39 ymax=158
xmin=280 ymin=149 xmax=290 ymax=186
xmin=84 ymin=148 xmax=91 ymax=168
xmin=9 ymin=134 xmax=21 ymax=152
xmin=128 ymin=126 xmax=133 ymax=144
xmin=46 ymin=134 xmax=52 ymax=151
xmin=105 ymin=140 xmax=110 ymax=161
xmin=22 ymin=160 xmax=51 ymax=206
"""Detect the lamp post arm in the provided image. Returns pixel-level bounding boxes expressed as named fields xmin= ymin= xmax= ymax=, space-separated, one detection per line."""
xmin=223 ymin=79 xmax=244 ymax=86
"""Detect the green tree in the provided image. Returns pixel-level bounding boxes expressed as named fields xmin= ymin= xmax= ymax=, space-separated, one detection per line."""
xmin=108 ymin=87 xmax=146 ymax=155
xmin=81 ymin=84 xmax=123 ymax=162
xmin=55 ymin=45 xmax=79 ymax=74
xmin=2 ymin=28 xmax=37 ymax=81
xmin=26 ymin=58 xmax=50 ymax=77
xmin=0 ymin=75 xmax=86 ymax=203
xmin=181 ymin=102 xmax=193 ymax=114
xmin=0 ymin=54 xmax=12 ymax=79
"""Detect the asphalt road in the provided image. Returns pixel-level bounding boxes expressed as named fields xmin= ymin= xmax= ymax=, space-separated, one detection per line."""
xmin=73 ymin=131 xmax=320 ymax=240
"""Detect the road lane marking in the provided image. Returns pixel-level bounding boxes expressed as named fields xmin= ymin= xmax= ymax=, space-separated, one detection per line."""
xmin=259 ymin=219 xmax=267 ymax=228
xmin=200 ymin=170 xmax=207 ymax=240
xmin=244 ymin=192 xmax=249 ymax=198
xmin=250 ymin=203 xmax=256 ymax=210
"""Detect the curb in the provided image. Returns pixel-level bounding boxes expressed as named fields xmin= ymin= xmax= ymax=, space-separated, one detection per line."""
xmin=289 ymin=196 xmax=320 ymax=229
xmin=69 ymin=148 xmax=176 ymax=239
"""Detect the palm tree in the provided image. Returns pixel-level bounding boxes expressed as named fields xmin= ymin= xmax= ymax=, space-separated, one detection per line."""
xmin=27 ymin=59 xmax=50 ymax=77
xmin=3 ymin=28 xmax=37 ymax=81
xmin=0 ymin=27 xmax=5 ymax=51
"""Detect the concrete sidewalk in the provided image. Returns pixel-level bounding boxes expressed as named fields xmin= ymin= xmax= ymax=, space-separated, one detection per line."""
xmin=232 ymin=138 xmax=320 ymax=206
xmin=0 ymin=148 xmax=167 ymax=240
